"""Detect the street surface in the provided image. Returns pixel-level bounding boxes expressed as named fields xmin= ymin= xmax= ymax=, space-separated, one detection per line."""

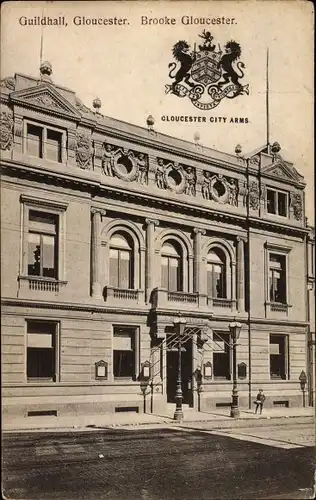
xmin=2 ymin=422 xmax=315 ymax=500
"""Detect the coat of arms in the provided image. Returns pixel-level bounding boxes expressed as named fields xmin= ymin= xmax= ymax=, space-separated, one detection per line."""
xmin=165 ymin=31 xmax=249 ymax=110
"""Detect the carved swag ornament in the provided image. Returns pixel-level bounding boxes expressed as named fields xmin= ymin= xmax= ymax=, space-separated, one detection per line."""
xmin=0 ymin=111 xmax=14 ymax=150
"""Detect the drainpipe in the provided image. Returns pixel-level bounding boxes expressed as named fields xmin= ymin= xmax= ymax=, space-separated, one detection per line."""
xmin=246 ymin=157 xmax=252 ymax=409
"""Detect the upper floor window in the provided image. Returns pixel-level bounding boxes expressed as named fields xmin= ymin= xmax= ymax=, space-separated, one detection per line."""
xmin=28 ymin=210 xmax=58 ymax=279
xmin=269 ymin=253 xmax=287 ymax=303
xmin=267 ymin=188 xmax=288 ymax=217
xmin=207 ymin=249 xmax=226 ymax=298
xmin=109 ymin=233 xmax=133 ymax=289
xmin=26 ymin=122 xmax=64 ymax=163
xmin=27 ymin=321 xmax=58 ymax=382
xmin=20 ymin=194 xmax=68 ymax=285
xmin=161 ymin=240 xmax=183 ymax=291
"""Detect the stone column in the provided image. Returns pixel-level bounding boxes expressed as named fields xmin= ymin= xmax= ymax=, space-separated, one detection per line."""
xmin=91 ymin=208 xmax=106 ymax=299
xmin=236 ymin=236 xmax=246 ymax=313
xmin=145 ymin=218 xmax=159 ymax=302
xmin=193 ymin=228 xmax=206 ymax=293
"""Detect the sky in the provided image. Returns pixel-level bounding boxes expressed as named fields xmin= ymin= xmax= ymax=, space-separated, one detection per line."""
xmin=1 ymin=1 xmax=314 ymax=222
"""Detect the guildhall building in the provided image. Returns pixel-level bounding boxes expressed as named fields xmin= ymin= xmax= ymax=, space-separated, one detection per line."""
xmin=1 ymin=62 xmax=314 ymax=422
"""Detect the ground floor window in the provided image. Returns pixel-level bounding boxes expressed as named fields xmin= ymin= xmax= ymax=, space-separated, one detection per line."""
xmin=27 ymin=321 xmax=58 ymax=381
xmin=213 ymin=332 xmax=231 ymax=380
xmin=113 ymin=326 xmax=138 ymax=379
xmin=270 ymin=334 xmax=289 ymax=380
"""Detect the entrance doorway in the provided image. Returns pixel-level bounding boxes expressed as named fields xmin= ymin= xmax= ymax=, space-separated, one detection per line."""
xmin=166 ymin=336 xmax=193 ymax=406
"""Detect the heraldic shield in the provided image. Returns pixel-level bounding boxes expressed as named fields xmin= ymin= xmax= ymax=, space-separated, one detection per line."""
xmin=191 ymin=50 xmax=222 ymax=85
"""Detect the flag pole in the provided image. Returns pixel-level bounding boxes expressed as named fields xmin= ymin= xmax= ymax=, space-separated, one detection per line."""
xmin=266 ymin=48 xmax=270 ymax=151
xmin=39 ymin=4 xmax=44 ymax=66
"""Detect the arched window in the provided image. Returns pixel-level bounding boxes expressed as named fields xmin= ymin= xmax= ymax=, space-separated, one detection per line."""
xmin=207 ymin=248 xmax=226 ymax=298
xmin=161 ymin=240 xmax=183 ymax=291
xmin=109 ymin=233 xmax=133 ymax=289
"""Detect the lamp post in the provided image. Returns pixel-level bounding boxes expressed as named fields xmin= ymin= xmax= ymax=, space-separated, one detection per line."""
xmin=229 ymin=321 xmax=242 ymax=418
xmin=173 ymin=317 xmax=187 ymax=421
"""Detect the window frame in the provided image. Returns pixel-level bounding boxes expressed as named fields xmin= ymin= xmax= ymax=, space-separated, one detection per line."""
xmin=266 ymin=187 xmax=289 ymax=218
xmin=269 ymin=333 xmax=289 ymax=380
xmin=269 ymin=253 xmax=287 ymax=304
xmin=26 ymin=320 xmax=60 ymax=383
xmin=264 ymin=242 xmax=291 ymax=308
xmin=112 ymin=325 xmax=140 ymax=381
xmin=20 ymin=194 xmax=68 ymax=282
xmin=161 ymin=241 xmax=183 ymax=291
xmin=212 ymin=332 xmax=232 ymax=380
xmin=27 ymin=211 xmax=58 ymax=279
xmin=109 ymin=233 xmax=134 ymax=289
xmin=206 ymin=249 xmax=227 ymax=299
xmin=23 ymin=119 xmax=66 ymax=164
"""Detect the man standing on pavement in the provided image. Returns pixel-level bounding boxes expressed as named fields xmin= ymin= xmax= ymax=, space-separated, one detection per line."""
xmin=254 ymin=389 xmax=266 ymax=415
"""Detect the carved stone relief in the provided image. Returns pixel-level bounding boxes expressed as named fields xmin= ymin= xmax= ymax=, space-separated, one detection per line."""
xmin=155 ymin=159 xmax=195 ymax=195
xmin=0 ymin=77 xmax=15 ymax=91
xmin=75 ymin=132 xmax=92 ymax=169
xmin=290 ymin=192 xmax=303 ymax=220
xmin=0 ymin=111 xmax=14 ymax=151
xmin=201 ymin=172 xmax=238 ymax=206
xmin=249 ymin=155 xmax=260 ymax=166
xmin=183 ymin=166 xmax=196 ymax=196
xmin=29 ymin=94 xmax=61 ymax=110
xmin=102 ymin=143 xmax=148 ymax=184
xmin=248 ymin=181 xmax=259 ymax=210
xmin=238 ymin=180 xmax=247 ymax=207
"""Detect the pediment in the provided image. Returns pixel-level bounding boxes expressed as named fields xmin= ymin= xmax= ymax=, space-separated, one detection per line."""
xmin=261 ymin=160 xmax=303 ymax=183
xmin=9 ymin=84 xmax=81 ymax=120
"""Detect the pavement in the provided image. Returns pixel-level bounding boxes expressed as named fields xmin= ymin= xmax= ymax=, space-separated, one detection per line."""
xmin=3 ymin=405 xmax=315 ymax=433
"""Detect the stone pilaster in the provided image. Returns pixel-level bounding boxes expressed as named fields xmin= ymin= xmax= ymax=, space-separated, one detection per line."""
xmin=236 ymin=236 xmax=246 ymax=313
xmin=193 ymin=228 xmax=206 ymax=293
xmin=91 ymin=208 xmax=106 ymax=299
xmin=145 ymin=218 xmax=159 ymax=302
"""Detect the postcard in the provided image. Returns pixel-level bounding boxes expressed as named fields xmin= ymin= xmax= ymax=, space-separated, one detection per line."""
xmin=1 ymin=1 xmax=315 ymax=499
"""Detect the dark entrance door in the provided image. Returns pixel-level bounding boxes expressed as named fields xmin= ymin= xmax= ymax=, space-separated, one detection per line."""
xmin=166 ymin=337 xmax=192 ymax=405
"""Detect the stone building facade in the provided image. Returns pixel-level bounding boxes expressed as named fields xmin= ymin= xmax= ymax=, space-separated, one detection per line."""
xmin=1 ymin=62 xmax=314 ymax=421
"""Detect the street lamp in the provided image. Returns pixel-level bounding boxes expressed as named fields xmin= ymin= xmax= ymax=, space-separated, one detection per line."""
xmin=229 ymin=321 xmax=242 ymax=418
xmin=173 ymin=317 xmax=187 ymax=421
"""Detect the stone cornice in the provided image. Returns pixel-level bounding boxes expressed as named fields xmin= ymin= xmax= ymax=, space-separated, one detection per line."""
xmin=1 ymin=298 xmax=309 ymax=328
xmin=1 ymin=297 xmax=149 ymax=315
xmin=1 ymin=159 xmax=309 ymax=237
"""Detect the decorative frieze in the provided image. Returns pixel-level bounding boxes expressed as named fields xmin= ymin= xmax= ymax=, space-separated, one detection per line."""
xmin=0 ymin=111 xmax=13 ymax=151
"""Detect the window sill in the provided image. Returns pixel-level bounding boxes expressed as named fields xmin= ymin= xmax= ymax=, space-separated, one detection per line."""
xmin=19 ymin=276 xmax=67 ymax=293
xmin=27 ymin=378 xmax=56 ymax=383
xmin=266 ymin=212 xmax=288 ymax=219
